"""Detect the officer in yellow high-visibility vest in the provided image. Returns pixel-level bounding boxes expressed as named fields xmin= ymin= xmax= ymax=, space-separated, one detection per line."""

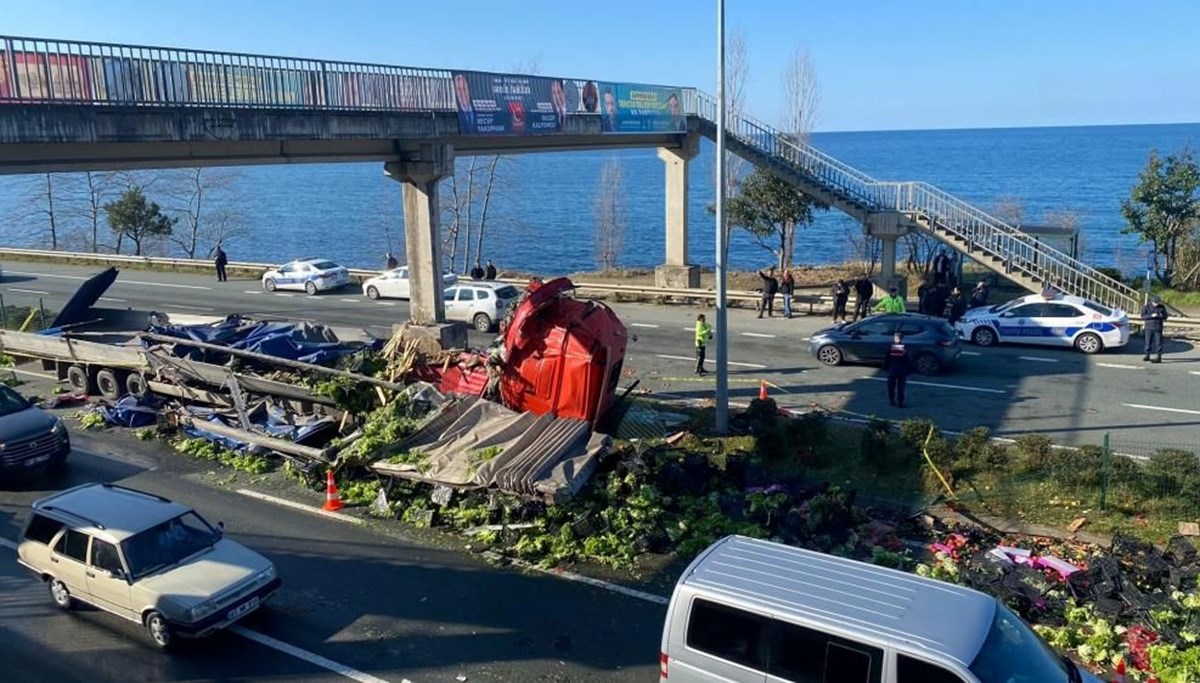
xmin=694 ymin=314 xmax=713 ymax=375
xmin=874 ymin=287 xmax=907 ymax=314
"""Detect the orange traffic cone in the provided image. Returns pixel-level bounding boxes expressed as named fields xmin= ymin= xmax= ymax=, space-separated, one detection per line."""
xmin=322 ymin=470 xmax=343 ymax=512
xmin=759 ymin=380 xmax=769 ymax=401
xmin=1112 ymin=659 xmax=1126 ymax=683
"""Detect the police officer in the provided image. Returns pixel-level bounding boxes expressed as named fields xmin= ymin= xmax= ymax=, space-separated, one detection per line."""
xmin=884 ymin=332 xmax=912 ymax=408
xmin=694 ymin=313 xmax=713 ymax=375
xmin=1141 ymin=295 xmax=1168 ymax=363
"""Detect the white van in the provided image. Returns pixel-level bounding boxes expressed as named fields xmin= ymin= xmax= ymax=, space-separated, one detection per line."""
xmin=659 ymin=536 xmax=1101 ymax=682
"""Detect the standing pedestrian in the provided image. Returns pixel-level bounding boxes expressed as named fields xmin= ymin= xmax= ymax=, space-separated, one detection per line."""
xmin=853 ymin=276 xmax=874 ymax=320
xmin=385 ymin=252 xmax=399 ymax=270
xmin=926 ymin=285 xmax=950 ymax=318
xmin=780 ymin=270 xmax=795 ymax=319
xmin=484 ymin=260 xmax=498 ymax=280
xmin=874 ymin=287 xmax=906 ymax=314
xmin=470 ymin=260 xmax=485 ymax=280
xmin=1141 ymin=295 xmax=1168 ymax=363
xmin=947 ymin=286 xmax=968 ymax=325
xmin=917 ymin=276 xmax=933 ymax=315
xmin=933 ymin=250 xmax=951 ymax=286
xmin=757 ymin=266 xmax=779 ymax=318
xmin=970 ymin=280 xmax=990 ymax=308
xmin=832 ymin=279 xmax=850 ymax=323
xmin=213 ymin=243 xmax=228 ymax=282
xmin=694 ymin=313 xmax=713 ymax=375
xmin=884 ymin=332 xmax=912 ymax=408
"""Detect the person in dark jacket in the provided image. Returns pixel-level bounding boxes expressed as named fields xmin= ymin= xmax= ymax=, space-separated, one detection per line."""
xmin=947 ymin=286 xmax=968 ymax=325
xmin=484 ymin=260 xmax=498 ymax=280
xmin=916 ymin=276 xmax=933 ymax=315
xmin=853 ymin=276 xmax=874 ymax=320
xmin=926 ymin=285 xmax=950 ymax=318
xmin=1141 ymin=295 xmax=1168 ymax=363
xmin=780 ymin=270 xmax=795 ymax=318
xmin=470 ymin=260 xmax=485 ymax=280
xmin=883 ymin=332 xmax=912 ymax=408
xmin=757 ymin=267 xmax=779 ymax=318
xmin=970 ymin=280 xmax=990 ymax=308
xmin=385 ymin=252 xmax=399 ymax=270
xmin=933 ymin=250 xmax=951 ymax=286
xmin=213 ymin=244 xmax=228 ymax=282
xmin=832 ymin=279 xmax=850 ymax=323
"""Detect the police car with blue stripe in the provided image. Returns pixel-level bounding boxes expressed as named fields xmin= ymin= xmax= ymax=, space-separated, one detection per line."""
xmin=954 ymin=291 xmax=1129 ymax=354
xmin=261 ymin=258 xmax=351 ymax=295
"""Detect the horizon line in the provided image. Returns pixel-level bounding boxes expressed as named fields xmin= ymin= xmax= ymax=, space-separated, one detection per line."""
xmin=815 ymin=120 xmax=1200 ymax=136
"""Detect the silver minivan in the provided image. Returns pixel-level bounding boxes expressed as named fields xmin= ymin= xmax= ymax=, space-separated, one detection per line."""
xmin=659 ymin=535 xmax=1101 ymax=683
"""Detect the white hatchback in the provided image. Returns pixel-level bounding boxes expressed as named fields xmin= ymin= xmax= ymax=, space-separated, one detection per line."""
xmin=955 ymin=292 xmax=1130 ymax=354
xmin=444 ymin=282 xmax=522 ymax=331
xmin=362 ymin=267 xmax=459 ymax=300
xmin=261 ymin=258 xmax=350 ymax=295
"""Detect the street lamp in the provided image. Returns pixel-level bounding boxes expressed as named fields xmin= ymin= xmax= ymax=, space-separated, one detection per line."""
xmin=714 ymin=0 xmax=729 ymax=433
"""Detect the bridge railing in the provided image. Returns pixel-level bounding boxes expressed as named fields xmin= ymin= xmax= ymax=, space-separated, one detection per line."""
xmin=0 ymin=35 xmax=459 ymax=110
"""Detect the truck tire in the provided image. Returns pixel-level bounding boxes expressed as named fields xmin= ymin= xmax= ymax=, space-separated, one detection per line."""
xmin=95 ymin=369 xmax=122 ymax=401
xmin=65 ymin=365 xmax=92 ymax=394
xmin=126 ymin=373 xmax=148 ymax=398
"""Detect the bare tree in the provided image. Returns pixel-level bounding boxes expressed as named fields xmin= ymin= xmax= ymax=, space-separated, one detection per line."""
xmin=992 ymin=196 xmax=1025 ymax=228
xmin=902 ymin=230 xmax=941 ymax=276
xmin=12 ymin=173 xmax=66 ymax=249
xmin=63 ymin=171 xmax=118 ymax=253
xmin=719 ymin=28 xmax=751 ymax=260
xmin=593 ymin=158 xmax=627 ymax=272
xmin=780 ymin=46 xmax=821 ymax=145
xmin=163 ymin=167 xmax=246 ymax=259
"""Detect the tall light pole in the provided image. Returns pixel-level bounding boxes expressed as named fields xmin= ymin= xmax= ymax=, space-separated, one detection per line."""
xmin=714 ymin=0 xmax=729 ymax=433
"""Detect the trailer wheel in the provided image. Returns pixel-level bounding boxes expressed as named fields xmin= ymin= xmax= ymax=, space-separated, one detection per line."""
xmin=125 ymin=373 xmax=148 ymax=398
xmin=95 ymin=369 xmax=122 ymax=401
xmin=65 ymin=365 xmax=92 ymax=395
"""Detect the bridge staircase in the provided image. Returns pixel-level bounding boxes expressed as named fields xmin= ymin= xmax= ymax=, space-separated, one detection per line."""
xmin=688 ymin=91 xmax=1146 ymax=315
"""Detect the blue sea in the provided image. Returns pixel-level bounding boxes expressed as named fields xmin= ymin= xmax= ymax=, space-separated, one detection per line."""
xmin=1 ymin=122 xmax=1196 ymax=276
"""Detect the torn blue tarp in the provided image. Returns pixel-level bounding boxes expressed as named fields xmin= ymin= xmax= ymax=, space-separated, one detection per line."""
xmin=147 ymin=315 xmax=374 ymax=366
xmin=178 ymin=403 xmax=337 ymax=454
xmin=99 ymin=395 xmax=159 ymax=428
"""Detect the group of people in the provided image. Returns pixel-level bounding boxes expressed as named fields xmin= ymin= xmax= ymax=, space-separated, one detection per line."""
xmin=917 ymin=278 xmax=990 ymax=324
xmin=469 ymin=259 xmax=499 ymax=281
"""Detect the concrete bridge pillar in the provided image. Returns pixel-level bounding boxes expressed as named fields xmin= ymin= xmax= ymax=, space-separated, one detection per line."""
xmin=385 ymin=144 xmax=464 ymax=346
xmin=654 ymin=133 xmax=701 ymax=289
xmin=865 ymin=211 xmax=909 ymax=299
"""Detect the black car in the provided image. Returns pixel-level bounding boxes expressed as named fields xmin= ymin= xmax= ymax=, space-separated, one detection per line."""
xmin=806 ymin=313 xmax=962 ymax=375
xmin=0 ymin=384 xmax=70 ymax=477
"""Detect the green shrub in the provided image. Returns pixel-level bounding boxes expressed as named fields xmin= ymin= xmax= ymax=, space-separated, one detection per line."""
xmin=859 ymin=418 xmax=893 ymax=468
xmin=1013 ymin=434 xmax=1055 ymax=472
xmin=951 ymin=427 xmax=1008 ymax=474
xmin=1141 ymin=448 xmax=1200 ymax=502
xmin=1047 ymin=446 xmax=1103 ymax=489
xmin=1095 ymin=266 xmax=1124 ymax=283
xmin=787 ymin=412 xmax=829 ymax=465
xmin=899 ymin=418 xmax=940 ymax=449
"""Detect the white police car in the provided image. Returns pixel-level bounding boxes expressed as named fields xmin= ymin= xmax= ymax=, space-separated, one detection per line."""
xmin=261 ymin=259 xmax=350 ymax=295
xmin=955 ymin=291 xmax=1129 ymax=354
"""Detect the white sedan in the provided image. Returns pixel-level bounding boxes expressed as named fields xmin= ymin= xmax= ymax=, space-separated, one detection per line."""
xmin=362 ymin=267 xmax=458 ymax=300
xmin=261 ymin=259 xmax=350 ymax=295
xmin=955 ymin=292 xmax=1129 ymax=354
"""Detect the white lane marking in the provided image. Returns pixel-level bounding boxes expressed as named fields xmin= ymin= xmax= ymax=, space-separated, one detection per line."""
xmin=1191 ymin=371 xmax=1200 ymax=376
xmin=801 ymin=337 xmax=811 ymax=341
xmin=236 ymin=489 xmax=363 ymax=525
xmin=741 ymin=332 xmax=776 ymax=338
xmin=1123 ymin=403 xmax=1200 ymax=416
xmin=274 ymin=293 xmax=295 ymax=298
xmin=9 ymin=368 xmax=56 ymax=379
xmin=0 ymin=537 xmax=15 ymax=551
xmin=960 ymin=351 xmax=982 ymax=356
xmin=8 ymin=287 xmax=49 ymax=294
xmin=163 ymin=303 xmax=214 ymax=311
xmin=1098 ymin=363 xmax=1142 ymax=370
xmin=680 ymin=327 xmax=693 ymax=332
xmin=374 ymin=302 xmax=396 ymax=307
xmin=228 ymin=626 xmax=392 ymax=683
xmin=98 ymin=297 xmax=126 ymax=303
xmin=1018 ymin=356 xmax=1058 ymax=363
xmin=118 ymin=279 xmax=210 ymax=291
xmin=861 ymin=376 xmax=1006 ymax=394
xmin=339 ymin=298 xmax=362 ymax=304
xmin=243 ymin=290 xmax=264 ymax=295
xmin=655 ymin=354 xmax=767 ymax=369
xmin=497 ymin=554 xmax=669 ymax=606
xmin=630 ymin=323 xmax=659 ymax=328
xmin=7 ymin=270 xmax=85 ymax=280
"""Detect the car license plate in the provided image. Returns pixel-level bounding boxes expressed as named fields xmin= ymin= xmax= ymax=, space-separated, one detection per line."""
xmin=25 ymin=454 xmax=51 ymax=467
xmin=226 ymin=596 xmax=259 ymax=621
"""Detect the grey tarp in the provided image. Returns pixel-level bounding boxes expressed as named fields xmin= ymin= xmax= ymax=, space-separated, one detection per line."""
xmin=372 ymin=396 xmax=610 ymax=502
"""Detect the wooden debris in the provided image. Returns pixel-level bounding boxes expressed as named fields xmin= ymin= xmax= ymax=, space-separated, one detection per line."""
xmin=1067 ymin=517 xmax=1088 ymax=533
xmin=1180 ymin=521 xmax=1200 ymax=537
xmin=665 ymin=431 xmax=688 ymax=445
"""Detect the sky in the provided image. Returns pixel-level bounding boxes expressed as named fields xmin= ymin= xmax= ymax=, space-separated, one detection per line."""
xmin=2 ymin=0 xmax=1197 ymax=132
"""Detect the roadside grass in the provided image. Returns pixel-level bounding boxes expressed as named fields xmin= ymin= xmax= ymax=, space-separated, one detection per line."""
xmin=1152 ymin=287 xmax=1200 ymax=313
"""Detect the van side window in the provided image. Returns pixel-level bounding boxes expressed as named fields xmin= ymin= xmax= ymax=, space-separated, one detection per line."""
xmin=897 ymin=654 xmax=968 ymax=683
xmin=771 ymin=620 xmax=882 ymax=683
xmin=54 ymin=529 xmax=90 ymax=562
xmin=685 ymin=598 xmax=769 ymax=671
xmin=24 ymin=514 xmax=64 ymax=545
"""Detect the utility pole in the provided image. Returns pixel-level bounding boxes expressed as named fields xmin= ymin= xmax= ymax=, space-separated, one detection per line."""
xmin=714 ymin=0 xmax=729 ymax=433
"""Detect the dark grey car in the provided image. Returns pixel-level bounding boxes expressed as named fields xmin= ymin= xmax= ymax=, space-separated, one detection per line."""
xmin=0 ymin=385 xmax=70 ymax=477
xmin=806 ymin=313 xmax=962 ymax=375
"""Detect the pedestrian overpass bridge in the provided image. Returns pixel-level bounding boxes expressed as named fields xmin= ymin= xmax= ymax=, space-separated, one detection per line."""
xmin=0 ymin=35 xmax=1144 ymax=327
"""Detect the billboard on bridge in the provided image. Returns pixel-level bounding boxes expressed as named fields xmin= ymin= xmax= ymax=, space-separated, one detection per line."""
xmin=452 ymin=71 xmax=564 ymax=136
xmin=597 ymin=82 xmax=686 ymax=133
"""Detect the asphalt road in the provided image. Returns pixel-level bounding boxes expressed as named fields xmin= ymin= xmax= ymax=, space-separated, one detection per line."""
xmin=4 ymin=261 xmax=1200 ymax=448
xmin=0 ymin=436 xmax=666 ymax=682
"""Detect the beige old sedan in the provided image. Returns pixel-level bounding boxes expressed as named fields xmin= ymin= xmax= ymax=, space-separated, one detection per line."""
xmin=17 ymin=483 xmax=281 ymax=648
